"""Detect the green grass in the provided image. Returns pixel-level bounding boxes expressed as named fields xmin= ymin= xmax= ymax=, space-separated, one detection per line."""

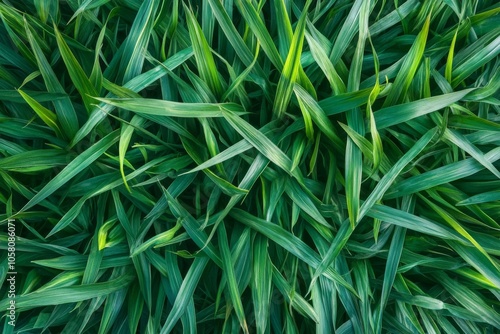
xmin=0 ymin=0 xmax=499 ymax=333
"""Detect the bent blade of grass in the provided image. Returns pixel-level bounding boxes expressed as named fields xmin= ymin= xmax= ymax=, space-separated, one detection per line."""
xmin=131 ymin=220 xmax=182 ymax=257
xmin=221 ymin=109 xmax=299 ymax=180
xmin=451 ymin=34 xmax=500 ymax=88
xmin=273 ymin=0 xmax=311 ymax=118
xmin=367 ymin=204 xmax=465 ymax=242
xmin=161 ymin=187 xmax=222 ymax=267
xmin=294 ymin=84 xmax=343 ymax=150
xmin=358 ymin=127 xmax=437 ymax=222
xmin=285 ymin=179 xmax=330 ymax=229
xmin=376 ymin=196 xmax=413 ymax=333
xmin=445 ymin=29 xmax=459 ymax=83
xmin=24 ymin=19 xmax=79 ymax=139
xmin=305 ymin=27 xmax=345 ymax=95
xmin=180 ymin=138 xmax=248 ymax=197
xmin=344 ymin=0 xmax=370 ymax=227
xmin=383 ymin=14 xmax=430 ymax=107
xmin=181 ymin=120 xmax=280 ymax=175
xmin=366 ymin=35 xmax=383 ymax=172
xmin=119 ymin=0 xmax=159 ymax=83
xmin=272 ymin=265 xmax=319 ymax=323
xmin=16 ymin=89 xmax=62 ymax=135
xmin=231 ymin=209 xmax=357 ymax=296
xmin=375 ymin=88 xmax=475 ymax=129
xmin=96 ymin=97 xmax=245 ymax=117
xmin=68 ymin=0 xmax=109 ymax=23
xmin=436 ymin=272 xmax=500 ymax=328
xmin=206 ymin=0 xmax=252 ymax=66
xmin=448 ymin=241 xmax=500 ymax=289
xmin=206 ymin=0 xmax=270 ymax=91
xmin=20 ymin=130 xmax=120 ymax=213
xmin=185 ymin=4 xmax=224 ymax=97
xmin=309 ymin=219 xmax=353 ymax=294
xmin=368 ymin=0 xmax=419 ymax=36
xmin=386 ymin=147 xmax=500 ymax=198
xmin=234 ymin=0 xmax=283 ymax=69
xmin=316 ymin=86 xmax=384 ymax=117
xmin=457 ymin=190 xmax=500 ymax=206
xmin=206 ymin=154 xmax=269 ymax=246
xmin=218 ymin=223 xmax=249 ymax=334
xmin=119 ymin=115 xmax=147 ymax=192
xmin=70 ymin=47 xmax=193 ymax=148
xmin=199 ymin=118 xmax=224 ymax=175
xmin=464 ymin=66 xmax=500 ymax=101
xmin=443 ymin=128 xmax=500 ymax=179
xmin=329 ymin=0 xmax=364 ymax=65
xmin=159 ymin=256 xmax=209 ymax=334
xmin=420 ymin=195 xmax=492 ymax=261
xmin=252 ymin=235 xmax=272 ymax=334
xmin=0 ymin=274 xmax=134 ymax=311
xmin=54 ymin=24 xmax=99 ymax=113
xmin=297 ymin=95 xmax=315 ymax=140
xmin=181 ymin=138 xmax=251 ymax=175
xmin=221 ymin=44 xmax=260 ymax=103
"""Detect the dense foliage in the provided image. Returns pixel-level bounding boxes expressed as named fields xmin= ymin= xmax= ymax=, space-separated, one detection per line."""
xmin=0 ymin=0 xmax=499 ymax=333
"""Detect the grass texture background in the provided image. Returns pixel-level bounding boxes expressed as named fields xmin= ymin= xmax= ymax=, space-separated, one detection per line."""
xmin=0 ymin=0 xmax=499 ymax=333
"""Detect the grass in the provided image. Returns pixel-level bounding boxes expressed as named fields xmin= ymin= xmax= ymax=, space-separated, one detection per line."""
xmin=0 ymin=0 xmax=499 ymax=333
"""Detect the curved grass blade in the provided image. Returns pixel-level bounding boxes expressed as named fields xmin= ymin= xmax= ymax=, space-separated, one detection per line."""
xmin=234 ymin=0 xmax=283 ymax=69
xmin=383 ymin=14 xmax=431 ymax=107
xmin=119 ymin=115 xmax=146 ymax=192
xmin=294 ymin=84 xmax=343 ymax=150
xmin=273 ymin=0 xmax=311 ymax=118
xmin=218 ymin=223 xmax=249 ymax=333
xmin=24 ymin=18 xmax=79 ymax=139
xmin=358 ymin=127 xmax=437 ymax=222
xmin=457 ymin=190 xmax=500 ymax=206
xmin=231 ymin=209 xmax=357 ymax=296
xmin=344 ymin=0 xmax=370 ymax=227
xmin=272 ymin=265 xmax=319 ymax=323
xmin=385 ymin=147 xmax=500 ymax=198
xmin=54 ymin=24 xmax=99 ymax=113
xmin=184 ymin=3 xmax=224 ymax=97
xmin=448 ymin=241 xmax=500 ymax=289
xmin=305 ymin=25 xmax=346 ymax=95
xmin=70 ymin=47 xmax=193 ymax=147
xmin=252 ymin=235 xmax=272 ymax=334
xmin=367 ymin=204 xmax=465 ymax=242
xmin=17 ymin=89 xmax=62 ymax=136
xmin=375 ymin=197 xmax=413 ymax=333
xmin=96 ymin=97 xmax=245 ymax=117
xmin=0 ymin=274 xmax=134 ymax=311
xmin=221 ymin=109 xmax=299 ymax=180
xmin=443 ymin=128 xmax=500 ymax=179
xmin=159 ymin=256 xmax=209 ymax=334
xmin=118 ymin=0 xmax=160 ymax=83
xmin=20 ymin=130 xmax=120 ymax=212
xmin=375 ymin=89 xmax=475 ymax=129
